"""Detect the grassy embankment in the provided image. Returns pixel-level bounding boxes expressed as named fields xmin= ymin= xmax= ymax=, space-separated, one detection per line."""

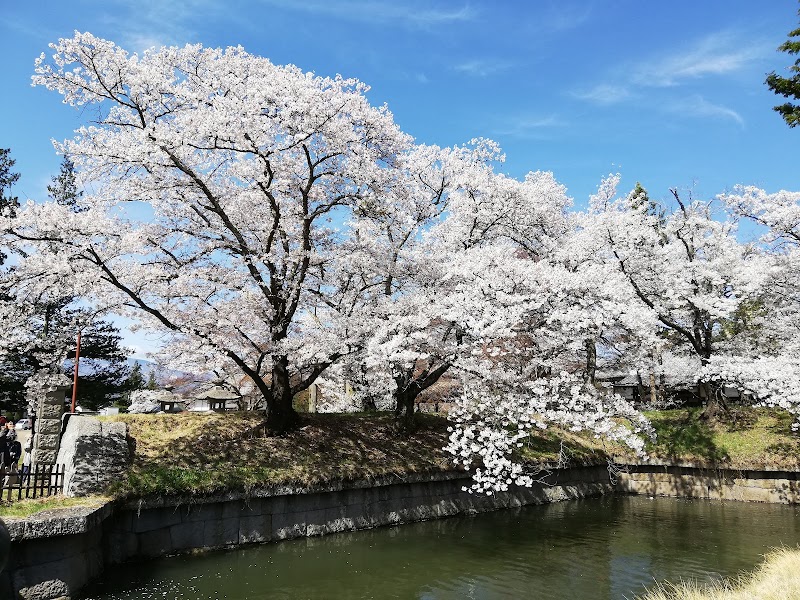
xmin=641 ymin=407 xmax=800 ymax=470
xmin=638 ymin=547 xmax=800 ymax=600
xmin=2 ymin=406 xmax=800 ymax=518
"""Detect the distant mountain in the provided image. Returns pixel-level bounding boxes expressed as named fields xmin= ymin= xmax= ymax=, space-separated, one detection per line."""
xmin=126 ymin=358 xmax=212 ymax=392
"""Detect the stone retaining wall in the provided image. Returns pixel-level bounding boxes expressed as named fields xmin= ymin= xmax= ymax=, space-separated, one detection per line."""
xmin=617 ymin=464 xmax=800 ymax=504
xmin=4 ymin=466 xmax=610 ymax=600
xmin=6 ymin=462 xmax=800 ymax=599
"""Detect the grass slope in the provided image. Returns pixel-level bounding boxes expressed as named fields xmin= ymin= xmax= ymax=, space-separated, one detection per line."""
xmin=104 ymin=411 xmax=614 ymax=500
xmin=107 ymin=412 xmax=455 ymax=498
xmin=2 ymin=406 xmax=799 ymax=516
xmin=643 ymin=408 xmax=800 ymax=470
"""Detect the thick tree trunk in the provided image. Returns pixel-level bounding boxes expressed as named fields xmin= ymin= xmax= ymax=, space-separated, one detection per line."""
xmin=700 ymin=380 xmax=729 ymax=422
xmin=265 ymin=355 xmax=300 ymax=434
xmin=392 ymin=359 xmax=452 ymax=432
xmin=394 ymin=387 xmax=416 ymax=432
xmin=699 ymin=355 xmax=728 ymax=422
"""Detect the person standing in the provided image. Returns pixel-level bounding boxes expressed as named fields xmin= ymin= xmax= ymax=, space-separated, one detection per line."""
xmin=0 ymin=419 xmax=7 ymax=470
xmin=21 ymin=435 xmax=33 ymax=483
xmin=0 ymin=423 xmax=15 ymax=469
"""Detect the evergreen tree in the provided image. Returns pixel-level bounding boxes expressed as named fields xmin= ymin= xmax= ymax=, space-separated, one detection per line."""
xmin=766 ymin=4 xmax=800 ymax=127
xmin=47 ymin=156 xmax=86 ymax=211
xmin=127 ymin=362 xmax=146 ymax=390
xmin=0 ymin=156 xmax=130 ymax=412
xmin=146 ymin=370 xmax=158 ymax=390
xmin=0 ymin=148 xmax=20 ymax=215
xmin=119 ymin=361 xmax=147 ymax=408
xmin=66 ymin=317 xmax=131 ymax=411
xmin=0 ymin=148 xmax=20 ymax=264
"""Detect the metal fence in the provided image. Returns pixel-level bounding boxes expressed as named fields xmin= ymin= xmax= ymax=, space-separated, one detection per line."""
xmin=1 ymin=463 xmax=65 ymax=503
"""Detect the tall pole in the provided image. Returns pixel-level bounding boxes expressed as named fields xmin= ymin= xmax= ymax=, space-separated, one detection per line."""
xmin=71 ymin=330 xmax=82 ymax=413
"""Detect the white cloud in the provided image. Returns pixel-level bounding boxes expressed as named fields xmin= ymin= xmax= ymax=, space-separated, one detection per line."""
xmin=669 ymin=95 xmax=745 ymax=128
xmin=573 ymin=84 xmax=631 ymax=105
xmin=494 ymin=114 xmax=566 ymax=138
xmin=631 ymin=32 xmax=769 ymax=87
xmin=99 ymin=0 xmax=221 ymax=49
xmin=254 ymin=0 xmax=475 ymax=27
xmin=454 ymin=59 xmax=512 ymax=77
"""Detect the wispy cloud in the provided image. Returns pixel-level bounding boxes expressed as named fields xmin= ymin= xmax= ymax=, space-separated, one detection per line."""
xmin=668 ymin=95 xmax=745 ymax=128
xmin=454 ymin=59 xmax=512 ymax=77
xmin=572 ymin=84 xmax=631 ymax=105
xmin=254 ymin=0 xmax=475 ymax=28
xmin=533 ymin=3 xmax=593 ymax=33
xmin=494 ymin=114 xmax=566 ymax=138
xmin=100 ymin=0 xmax=222 ymax=50
xmin=572 ymin=29 xmax=768 ymax=130
xmin=631 ymin=32 xmax=768 ymax=87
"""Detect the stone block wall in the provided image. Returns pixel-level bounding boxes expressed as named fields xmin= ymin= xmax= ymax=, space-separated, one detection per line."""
xmin=11 ymin=462 xmax=800 ymax=600
xmin=616 ymin=465 xmax=800 ymax=504
xmin=102 ymin=466 xmax=612 ymax=563
xmin=3 ymin=503 xmax=113 ymax=600
xmin=5 ymin=466 xmax=611 ymax=599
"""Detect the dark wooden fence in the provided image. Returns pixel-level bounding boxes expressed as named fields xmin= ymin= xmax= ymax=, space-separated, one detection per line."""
xmin=1 ymin=463 xmax=65 ymax=502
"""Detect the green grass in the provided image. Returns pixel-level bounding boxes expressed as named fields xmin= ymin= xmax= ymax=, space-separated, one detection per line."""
xmin=104 ymin=411 xmax=455 ymax=499
xmin=642 ymin=408 xmax=800 ymax=469
xmin=6 ymin=406 xmax=799 ymax=516
xmin=101 ymin=407 xmax=800 ymax=499
xmin=0 ymin=495 xmax=108 ymax=519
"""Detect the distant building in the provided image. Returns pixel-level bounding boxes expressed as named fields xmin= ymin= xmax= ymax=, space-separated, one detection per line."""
xmin=191 ymin=386 xmax=241 ymax=412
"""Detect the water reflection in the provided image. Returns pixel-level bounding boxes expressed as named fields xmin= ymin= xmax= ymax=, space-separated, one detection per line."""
xmin=81 ymin=496 xmax=800 ymax=600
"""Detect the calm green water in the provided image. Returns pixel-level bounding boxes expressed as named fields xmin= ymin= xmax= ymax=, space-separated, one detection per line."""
xmin=81 ymin=496 xmax=800 ymax=600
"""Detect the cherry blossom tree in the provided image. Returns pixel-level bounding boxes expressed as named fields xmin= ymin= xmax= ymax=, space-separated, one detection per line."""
xmin=582 ymin=176 xmax=770 ymax=420
xmin=7 ymin=32 xmax=415 ymax=433
xmin=430 ymin=170 xmax=655 ymax=492
xmin=715 ymin=186 xmax=800 ymax=426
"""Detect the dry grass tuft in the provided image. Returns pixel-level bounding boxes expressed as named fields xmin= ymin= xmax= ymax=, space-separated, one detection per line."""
xmin=639 ymin=547 xmax=800 ymax=600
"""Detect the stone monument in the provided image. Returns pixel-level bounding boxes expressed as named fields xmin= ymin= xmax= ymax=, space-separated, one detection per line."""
xmin=25 ymin=372 xmax=71 ymax=465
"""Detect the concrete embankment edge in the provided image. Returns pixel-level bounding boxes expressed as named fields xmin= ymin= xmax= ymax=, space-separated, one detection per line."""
xmin=5 ymin=462 xmax=800 ymax=599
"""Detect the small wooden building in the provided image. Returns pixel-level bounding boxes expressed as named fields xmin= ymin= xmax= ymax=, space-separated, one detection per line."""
xmin=193 ymin=386 xmax=241 ymax=412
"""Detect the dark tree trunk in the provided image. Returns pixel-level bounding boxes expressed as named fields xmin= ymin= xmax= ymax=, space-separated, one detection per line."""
xmin=698 ymin=353 xmax=729 ymax=422
xmin=584 ymin=338 xmax=596 ymax=384
xmin=394 ymin=386 xmax=416 ymax=432
xmin=392 ymin=360 xmax=452 ymax=432
xmin=700 ymin=380 xmax=729 ymax=422
xmin=265 ymin=355 xmax=300 ymax=434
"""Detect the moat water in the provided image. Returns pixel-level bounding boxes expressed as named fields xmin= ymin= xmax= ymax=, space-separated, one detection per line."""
xmin=81 ymin=495 xmax=800 ymax=599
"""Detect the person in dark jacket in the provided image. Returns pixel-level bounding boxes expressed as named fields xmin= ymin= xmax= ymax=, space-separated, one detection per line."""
xmin=0 ymin=420 xmax=7 ymax=470
xmin=0 ymin=422 xmax=14 ymax=469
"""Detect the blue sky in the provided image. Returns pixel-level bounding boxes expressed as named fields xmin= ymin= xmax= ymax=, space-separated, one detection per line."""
xmin=2 ymin=0 xmax=799 ymax=357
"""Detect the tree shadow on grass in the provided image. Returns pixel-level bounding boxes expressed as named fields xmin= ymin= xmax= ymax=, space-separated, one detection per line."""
xmin=650 ymin=410 xmax=729 ymax=463
xmin=112 ymin=412 xmax=457 ymax=498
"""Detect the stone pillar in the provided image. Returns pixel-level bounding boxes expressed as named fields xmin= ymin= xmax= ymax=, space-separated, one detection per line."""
xmin=25 ymin=373 xmax=71 ymax=466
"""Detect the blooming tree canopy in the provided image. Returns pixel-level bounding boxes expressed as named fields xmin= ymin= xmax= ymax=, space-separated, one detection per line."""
xmin=8 ymin=32 xmax=416 ymax=432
